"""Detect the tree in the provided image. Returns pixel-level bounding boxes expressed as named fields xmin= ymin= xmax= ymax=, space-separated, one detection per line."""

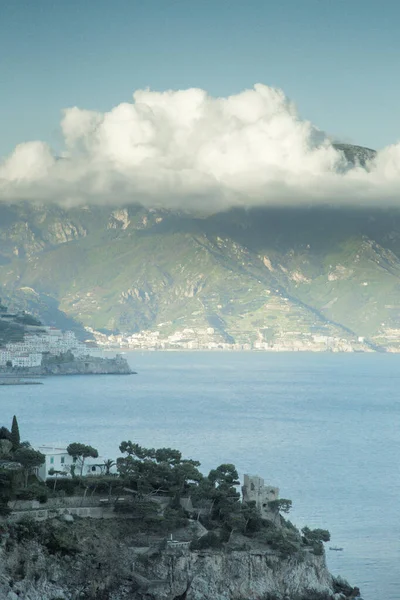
xmin=155 ymin=448 xmax=182 ymax=464
xmin=0 ymin=438 xmax=13 ymax=458
xmin=48 ymin=468 xmax=65 ymax=491
xmin=119 ymin=441 xmax=155 ymax=459
xmin=301 ymin=526 xmax=331 ymax=555
xmin=301 ymin=526 xmax=330 ymax=542
xmin=169 ymin=459 xmax=202 ymax=506
xmin=11 ymin=415 xmax=20 ymax=450
xmin=241 ymin=500 xmax=263 ymax=534
xmin=103 ymin=459 xmax=116 ymax=475
xmin=118 ymin=441 xmax=203 ymax=500
xmin=194 ymin=464 xmax=241 ymax=530
xmin=0 ymin=426 xmax=13 ymax=459
xmin=268 ymin=498 xmax=292 ymax=514
xmin=67 ymin=442 xmax=99 ymax=476
xmin=0 ymin=472 xmax=12 ymax=516
xmin=208 ymin=464 xmax=240 ymax=487
xmin=13 ymin=446 xmax=45 ymax=487
xmin=0 ymin=426 xmax=12 ymax=441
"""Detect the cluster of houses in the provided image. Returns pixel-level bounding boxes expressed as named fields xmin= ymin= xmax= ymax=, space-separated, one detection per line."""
xmin=0 ymin=322 xmax=90 ymax=368
xmin=91 ymin=323 xmax=368 ymax=352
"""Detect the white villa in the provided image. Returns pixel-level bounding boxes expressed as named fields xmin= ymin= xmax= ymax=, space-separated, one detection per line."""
xmin=37 ymin=445 xmax=107 ymax=481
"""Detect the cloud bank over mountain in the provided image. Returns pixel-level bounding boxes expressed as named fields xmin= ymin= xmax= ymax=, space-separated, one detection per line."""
xmin=0 ymin=84 xmax=399 ymax=211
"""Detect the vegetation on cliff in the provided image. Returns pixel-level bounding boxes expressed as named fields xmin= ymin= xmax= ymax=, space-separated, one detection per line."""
xmin=1 ymin=420 xmax=330 ymax=559
xmin=0 ymin=419 xmax=363 ymax=599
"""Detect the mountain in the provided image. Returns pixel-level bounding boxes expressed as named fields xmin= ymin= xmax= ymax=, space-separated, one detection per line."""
xmin=0 ymin=143 xmax=399 ymax=352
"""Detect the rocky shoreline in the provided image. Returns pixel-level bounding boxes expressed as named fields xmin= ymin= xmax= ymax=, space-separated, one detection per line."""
xmin=0 ymin=354 xmax=135 ymax=377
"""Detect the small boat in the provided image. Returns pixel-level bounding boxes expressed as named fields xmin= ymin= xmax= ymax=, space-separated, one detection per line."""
xmin=329 ymin=547 xmax=344 ymax=551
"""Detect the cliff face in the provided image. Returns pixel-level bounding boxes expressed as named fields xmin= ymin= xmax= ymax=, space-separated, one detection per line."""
xmin=0 ymin=519 xmax=346 ymax=600
xmin=132 ymin=547 xmax=335 ymax=600
xmin=39 ymin=355 xmax=134 ymax=375
xmin=3 ymin=354 xmax=135 ymax=376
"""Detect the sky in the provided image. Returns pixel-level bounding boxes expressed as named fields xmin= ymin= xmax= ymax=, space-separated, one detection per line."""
xmin=1 ymin=0 xmax=400 ymax=211
xmin=1 ymin=0 xmax=400 ymax=156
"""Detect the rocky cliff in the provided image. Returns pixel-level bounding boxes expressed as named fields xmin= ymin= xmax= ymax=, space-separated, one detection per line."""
xmin=131 ymin=546 xmax=336 ymax=600
xmin=0 ymin=519 xmax=355 ymax=600
xmin=39 ymin=354 xmax=134 ymax=376
xmin=2 ymin=354 xmax=134 ymax=376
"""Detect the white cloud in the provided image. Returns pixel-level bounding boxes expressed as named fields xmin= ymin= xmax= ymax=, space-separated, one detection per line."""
xmin=0 ymin=83 xmax=399 ymax=210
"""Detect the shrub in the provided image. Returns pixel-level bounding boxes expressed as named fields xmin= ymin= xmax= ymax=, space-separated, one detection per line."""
xmin=256 ymin=527 xmax=302 ymax=557
xmin=46 ymin=478 xmax=77 ymax=495
xmin=163 ymin=506 xmax=189 ymax=529
xmin=9 ymin=517 xmax=42 ymax=543
xmin=190 ymin=531 xmax=223 ymax=550
xmin=0 ymin=498 xmax=11 ymax=516
xmin=15 ymin=484 xmax=48 ymax=503
xmin=301 ymin=527 xmax=330 ymax=554
xmin=45 ymin=529 xmax=80 ymax=556
xmin=301 ymin=527 xmax=330 ymax=543
xmin=7 ymin=519 xmax=80 ymax=556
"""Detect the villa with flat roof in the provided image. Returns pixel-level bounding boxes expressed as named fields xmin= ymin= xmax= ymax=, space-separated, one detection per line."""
xmin=36 ymin=445 xmax=106 ymax=480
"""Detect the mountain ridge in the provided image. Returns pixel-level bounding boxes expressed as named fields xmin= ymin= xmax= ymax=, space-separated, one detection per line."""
xmin=0 ymin=143 xmax=399 ymax=352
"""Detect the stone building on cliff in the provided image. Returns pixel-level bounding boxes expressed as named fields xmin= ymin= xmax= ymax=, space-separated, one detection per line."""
xmin=242 ymin=474 xmax=279 ymax=520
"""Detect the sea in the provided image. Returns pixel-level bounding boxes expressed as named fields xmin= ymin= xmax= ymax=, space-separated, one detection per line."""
xmin=2 ymin=351 xmax=399 ymax=600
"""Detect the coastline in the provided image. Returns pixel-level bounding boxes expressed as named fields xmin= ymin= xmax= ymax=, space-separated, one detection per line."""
xmin=0 ymin=354 xmax=134 ymax=377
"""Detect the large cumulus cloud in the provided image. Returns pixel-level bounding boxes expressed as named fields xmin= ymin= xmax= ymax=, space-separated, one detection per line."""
xmin=0 ymin=83 xmax=399 ymax=210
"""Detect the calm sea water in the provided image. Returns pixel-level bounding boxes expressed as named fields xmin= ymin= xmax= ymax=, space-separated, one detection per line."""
xmin=2 ymin=352 xmax=399 ymax=600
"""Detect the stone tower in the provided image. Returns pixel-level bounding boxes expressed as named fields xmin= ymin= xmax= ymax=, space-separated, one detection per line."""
xmin=242 ymin=474 xmax=279 ymax=520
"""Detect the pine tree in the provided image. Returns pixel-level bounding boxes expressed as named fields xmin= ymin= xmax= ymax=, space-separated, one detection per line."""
xmin=10 ymin=415 xmax=20 ymax=450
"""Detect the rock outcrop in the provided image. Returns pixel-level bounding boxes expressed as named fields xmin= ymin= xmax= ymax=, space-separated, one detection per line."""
xmin=39 ymin=354 xmax=134 ymax=375
xmin=3 ymin=354 xmax=135 ymax=376
xmin=132 ymin=547 xmax=336 ymax=600
xmin=0 ymin=519 xmax=356 ymax=600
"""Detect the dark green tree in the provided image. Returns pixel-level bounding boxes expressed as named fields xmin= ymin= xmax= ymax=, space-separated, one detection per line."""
xmin=0 ymin=426 xmax=12 ymax=441
xmin=241 ymin=500 xmax=263 ymax=534
xmin=301 ymin=526 xmax=330 ymax=542
xmin=119 ymin=441 xmax=155 ymax=459
xmin=268 ymin=498 xmax=292 ymax=514
xmin=169 ymin=459 xmax=202 ymax=506
xmin=48 ymin=468 xmax=66 ymax=491
xmin=14 ymin=446 xmax=45 ymax=487
xmin=301 ymin=526 xmax=331 ymax=555
xmin=208 ymin=464 xmax=240 ymax=487
xmin=0 ymin=472 xmax=12 ymax=516
xmin=67 ymin=442 xmax=99 ymax=476
xmin=118 ymin=441 xmax=202 ymax=500
xmin=193 ymin=464 xmax=241 ymax=532
xmin=11 ymin=415 xmax=20 ymax=450
xmin=103 ymin=459 xmax=116 ymax=475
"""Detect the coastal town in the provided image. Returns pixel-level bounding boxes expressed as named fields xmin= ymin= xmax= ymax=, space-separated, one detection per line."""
xmin=90 ymin=325 xmax=372 ymax=353
xmin=0 ymin=304 xmax=132 ymax=376
xmin=0 ymin=304 xmax=90 ymax=368
xmin=0 ymin=325 xmax=89 ymax=368
xmin=0 ymin=300 xmax=373 ymax=359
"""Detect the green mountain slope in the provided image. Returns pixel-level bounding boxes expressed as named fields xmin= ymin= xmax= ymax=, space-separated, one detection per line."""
xmin=0 ymin=146 xmax=399 ymax=351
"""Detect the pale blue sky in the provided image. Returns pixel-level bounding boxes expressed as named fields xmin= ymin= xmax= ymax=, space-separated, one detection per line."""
xmin=1 ymin=0 xmax=400 ymax=158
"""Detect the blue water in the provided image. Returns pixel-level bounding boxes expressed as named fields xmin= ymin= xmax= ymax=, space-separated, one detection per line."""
xmin=2 ymin=352 xmax=399 ymax=599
